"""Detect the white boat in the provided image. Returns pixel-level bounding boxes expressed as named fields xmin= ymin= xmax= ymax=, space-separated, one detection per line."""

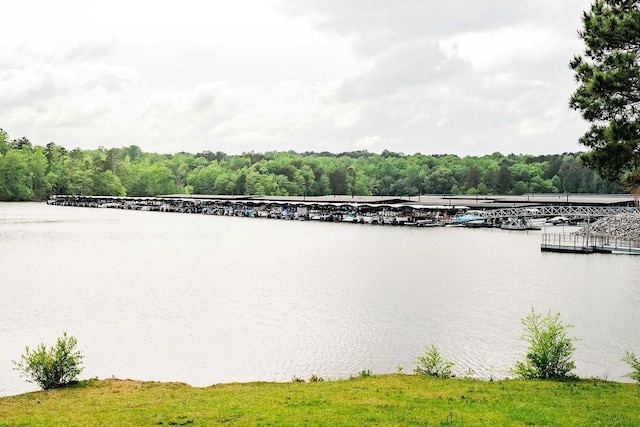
xmin=415 ymin=219 xmax=445 ymax=227
xmin=309 ymin=214 xmax=330 ymax=221
xmin=500 ymin=218 xmax=529 ymax=230
xmin=454 ymin=211 xmax=485 ymax=224
xmin=356 ymin=215 xmax=376 ymax=224
xmin=527 ymin=217 xmax=547 ymax=227
xmin=341 ymin=212 xmax=357 ymax=222
xmin=546 ymin=216 xmax=570 ymax=225
xmin=99 ymin=202 xmax=121 ymax=208
xmin=395 ymin=215 xmax=411 ymax=225
xmin=465 ymin=219 xmax=492 ymax=228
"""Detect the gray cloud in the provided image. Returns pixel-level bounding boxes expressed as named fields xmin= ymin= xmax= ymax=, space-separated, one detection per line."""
xmin=338 ymin=41 xmax=469 ymax=100
xmin=0 ymin=66 xmax=67 ymax=108
xmin=280 ymin=0 xmax=587 ymax=57
xmin=57 ymin=40 xmax=115 ymax=62
xmin=1 ymin=0 xmax=593 ymax=156
xmin=273 ymin=0 xmax=591 ymax=155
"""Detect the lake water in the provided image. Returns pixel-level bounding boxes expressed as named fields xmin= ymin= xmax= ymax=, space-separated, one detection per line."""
xmin=1 ymin=202 xmax=639 ymax=396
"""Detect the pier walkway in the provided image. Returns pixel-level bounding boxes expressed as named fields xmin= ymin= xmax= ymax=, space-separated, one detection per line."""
xmin=476 ymin=205 xmax=636 ymax=220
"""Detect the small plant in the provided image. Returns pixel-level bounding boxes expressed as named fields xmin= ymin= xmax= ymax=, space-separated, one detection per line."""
xmin=396 ymin=365 xmax=404 ymax=374
xmin=359 ymin=369 xmax=372 ymax=378
xmin=622 ymin=351 xmax=640 ymax=384
xmin=308 ymin=374 xmax=324 ymax=382
xmin=13 ymin=332 xmax=84 ymax=390
xmin=513 ymin=308 xmax=577 ymax=379
xmin=463 ymin=367 xmax=477 ymax=379
xmin=415 ymin=344 xmax=455 ymax=378
xmin=292 ymin=376 xmax=306 ymax=383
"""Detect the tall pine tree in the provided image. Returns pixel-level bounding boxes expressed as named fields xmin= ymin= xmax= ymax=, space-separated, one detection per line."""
xmin=570 ymin=0 xmax=640 ymax=191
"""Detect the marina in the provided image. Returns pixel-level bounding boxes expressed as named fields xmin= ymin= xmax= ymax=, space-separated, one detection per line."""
xmin=47 ymin=193 xmax=636 ymax=227
xmin=47 ymin=193 xmax=640 ymax=255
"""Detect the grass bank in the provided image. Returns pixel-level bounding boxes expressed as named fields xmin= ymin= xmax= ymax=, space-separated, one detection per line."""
xmin=1 ymin=375 xmax=638 ymax=426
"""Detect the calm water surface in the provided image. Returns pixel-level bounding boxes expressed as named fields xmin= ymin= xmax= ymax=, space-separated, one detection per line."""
xmin=1 ymin=202 xmax=639 ymax=396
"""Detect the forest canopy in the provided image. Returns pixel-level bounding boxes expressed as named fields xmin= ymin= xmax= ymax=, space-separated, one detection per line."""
xmin=0 ymin=128 xmax=623 ymax=202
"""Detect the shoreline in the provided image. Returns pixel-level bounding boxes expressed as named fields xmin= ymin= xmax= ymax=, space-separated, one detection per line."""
xmin=2 ymin=375 xmax=638 ymax=425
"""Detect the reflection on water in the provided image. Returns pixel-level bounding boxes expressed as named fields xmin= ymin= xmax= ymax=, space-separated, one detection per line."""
xmin=1 ymin=202 xmax=639 ymax=396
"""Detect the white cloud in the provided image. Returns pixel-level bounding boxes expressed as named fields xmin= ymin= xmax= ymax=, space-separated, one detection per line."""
xmin=2 ymin=1 xmax=323 ymax=48
xmin=0 ymin=0 xmax=594 ymax=156
xmin=441 ymin=25 xmax=559 ymax=71
xmin=436 ymin=118 xmax=448 ymax=127
xmin=355 ymin=135 xmax=386 ymax=151
xmin=129 ymin=81 xmax=345 ymax=153
xmin=332 ymin=104 xmax=362 ymax=129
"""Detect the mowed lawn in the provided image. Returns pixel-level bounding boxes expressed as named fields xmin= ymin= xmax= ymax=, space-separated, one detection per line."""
xmin=1 ymin=375 xmax=639 ymax=426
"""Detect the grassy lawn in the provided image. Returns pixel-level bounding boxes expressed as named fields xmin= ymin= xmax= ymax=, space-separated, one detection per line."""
xmin=1 ymin=375 xmax=638 ymax=426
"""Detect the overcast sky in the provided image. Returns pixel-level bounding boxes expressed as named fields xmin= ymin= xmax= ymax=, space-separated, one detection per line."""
xmin=1 ymin=0 xmax=594 ymax=156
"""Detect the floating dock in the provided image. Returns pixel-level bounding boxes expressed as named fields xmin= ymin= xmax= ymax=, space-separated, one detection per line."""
xmin=541 ymin=233 xmax=640 ymax=255
xmin=47 ymin=194 xmax=460 ymax=226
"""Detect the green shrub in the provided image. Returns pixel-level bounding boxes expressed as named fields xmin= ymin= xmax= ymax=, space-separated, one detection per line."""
xmin=13 ymin=332 xmax=84 ymax=390
xmin=308 ymin=374 xmax=324 ymax=382
xmin=514 ymin=308 xmax=577 ymax=379
xmin=622 ymin=351 xmax=640 ymax=384
xmin=359 ymin=369 xmax=372 ymax=378
xmin=415 ymin=344 xmax=455 ymax=378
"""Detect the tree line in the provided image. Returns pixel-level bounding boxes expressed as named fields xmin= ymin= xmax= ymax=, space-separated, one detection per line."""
xmin=0 ymin=128 xmax=624 ymax=202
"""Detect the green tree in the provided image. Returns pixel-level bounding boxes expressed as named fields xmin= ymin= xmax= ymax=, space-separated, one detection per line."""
xmin=144 ymin=163 xmax=178 ymax=196
xmin=514 ymin=308 xmax=578 ymax=379
xmin=13 ymin=333 xmax=84 ymax=390
xmin=29 ymin=147 xmax=49 ymax=199
xmin=45 ymin=143 xmax=71 ymax=195
xmin=463 ymin=165 xmax=482 ymax=191
xmin=0 ymin=128 xmax=9 ymax=155
xmin=328 ymin=166 xmax=348 ymax=195
xmin=570 ymin=0 xmax=640 ymax=189
xmin=622 ymin=351 xmax=640 ymax=383
xmin=415 ymin=344 xmax=455 ymax=378
xmin=0 ymin=150 xmax=33 ymax=201
xmin=213 ymin=171 xmax=234 ymax=194
xmin=512 ymin=180 xmax=529 ymax=195
xmin=94 ymin=170 xmax=126 ymax=196
xmin=559 ymin=156 xmax=583 ymax=192
xmin=426 ymin=168 xmax=456 ymax=194
xmin=495 ymin=162 xmax=514 ymax=194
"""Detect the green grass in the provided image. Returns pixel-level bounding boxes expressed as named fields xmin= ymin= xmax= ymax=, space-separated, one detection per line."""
xmin=1 ymin=375 xmax=638 ymax=426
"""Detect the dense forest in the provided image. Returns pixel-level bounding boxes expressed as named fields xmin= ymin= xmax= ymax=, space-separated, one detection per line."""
xmin=0 ymin=128 xmax=624 ymax=202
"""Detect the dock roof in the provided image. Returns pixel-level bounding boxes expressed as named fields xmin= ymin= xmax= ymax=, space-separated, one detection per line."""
xmin=156 ymin=193 xmax=634 ymax=208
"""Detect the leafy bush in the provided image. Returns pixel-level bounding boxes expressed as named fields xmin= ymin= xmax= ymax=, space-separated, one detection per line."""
xmin=13 ymin=332 xmax=84 ymax=390
xmin=622 ymin=351 xmax=640 ymax=384
xmin=359 ymin=369 xmax=372 ymax=378
xmin=308 ymin=374 xmax=324 ymax=382
xmin=514 ymin=308 xmax=577 ymax=379
xmin=415 ymin=344 xmax=455 ymax=378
